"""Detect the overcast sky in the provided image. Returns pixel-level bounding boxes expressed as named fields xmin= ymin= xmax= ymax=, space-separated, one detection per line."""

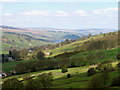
xmin=1 ymin=1 xmax=118 ymax=29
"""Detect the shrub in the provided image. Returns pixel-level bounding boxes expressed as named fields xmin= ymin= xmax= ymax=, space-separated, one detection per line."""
xmin=87 ymin=68 xmax=96 ymax=76
xmin=61 ymin=66 xmax=68 ymax=73
xmin=2 ymin=78 xmax=24 ymax=90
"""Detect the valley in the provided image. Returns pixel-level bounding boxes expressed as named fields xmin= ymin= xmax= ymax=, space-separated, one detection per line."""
xmin=1 ymin=28 xmax=120 ymax=89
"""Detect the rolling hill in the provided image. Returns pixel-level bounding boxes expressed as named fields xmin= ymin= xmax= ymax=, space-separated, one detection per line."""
xmin=1 ymin=30 xmax=120 ymax=89
xmin=1 ymin=25 xmax=82 ymax=54
xmin=44 ymin=31 xmax=118 ymax=57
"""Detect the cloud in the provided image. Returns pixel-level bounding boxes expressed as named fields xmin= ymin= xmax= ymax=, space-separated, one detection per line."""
xmin=3 ymin=7 xmax=117 ymax=29
xmin=55 ymin=11 xmax=68 ymax=16
xmin=1 ymin=0 xmax=17 ymax=2
xmin=20 ymin=10 xmax=88 ymax=17
xmin=22 ymin=10 xmax=49 ymax=16
xmin=73 ymin=10 xmax=88 ymax=16
xmin=5 ymin=8 xmax=118 ymax=18
xmin=93 ymin=8 xmax=118 ymax=15
xmin=4 ymin=13 xmax=13 ymax=16
xmin=21 ymin=10 xmax=68 ymax=17
xmin=0 ymin=0 xmax=119 ymax=2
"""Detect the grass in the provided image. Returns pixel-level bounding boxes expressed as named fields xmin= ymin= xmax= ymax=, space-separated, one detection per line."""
xmin=2 ymin=47 xmax=119 ymax=72
xmin=2 ymin=61 xmax=118 ymax=80
xmin=2 ymin=59 xmax=39 ymax=72
xmin=2 ymin=64 xmax=96 ymax=84
xmin=1 ymin=31 xmax=119 ymax=88
xmin=70 ymin=47 xmax=119 ymax=63
xmin=2 ymin=61 xmax=119 ymax=88
xmin=2 ymin=32 xmax=53 ymax=54
xmin=44 ymin=34 xmax=106 ymax=57
xmin=53 ymin=69 xmax=119 ymax=88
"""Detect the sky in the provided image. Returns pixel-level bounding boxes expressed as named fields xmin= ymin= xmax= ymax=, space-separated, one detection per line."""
xmin=0 ymin=1 xmax=118 ymax=29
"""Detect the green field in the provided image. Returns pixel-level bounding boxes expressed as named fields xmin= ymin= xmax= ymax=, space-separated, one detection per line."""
xmin=2 ymin=59 xmax=39 ymax=72
xmin=2 ymin=32 xmax=54 ymax=54
xmin=2 ymin=46 xmax=119 ymax=72
xmin=2 ymin=62 xmax=119 ymax=88
xmin=44 ymin=33 xmax=110 ymax=57
xmin=1 ymin=31 xmax=119 ymax=88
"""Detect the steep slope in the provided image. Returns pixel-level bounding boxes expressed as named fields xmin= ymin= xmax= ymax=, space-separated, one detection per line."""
xmin=44 ymin=31 xmax=118 ymax=57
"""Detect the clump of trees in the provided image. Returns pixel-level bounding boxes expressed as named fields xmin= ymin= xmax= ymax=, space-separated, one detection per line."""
xmin=2 ymin=73 xmax=53 ymax=89
xmin=81 ymin=34 xmax=118 ymax=51
xmin=2 ymin=49 xmax=46 ymax=63
xmin=25 ymin=73 xmax=53 ymax=89
xmin=9 ymin=50 xmax=22 ymax=60
xmin=54 ymin=51 xmax=80 ymax=58
xmin=111 ymin=76 xmax=120 ymax=87
xmin=19 ymin=49 xmax=29 ymax=59
xmin=2 ymin=78 xmax=24 ymax=90
xmin=15 ymin=60 xmax=57 ymax=74
xmin=96 ymin=61 xmax=114 ymax=72
xmin=36 ymin=50 xmax=45 ymax=59
xmin=88 ymin=70 xmax=110 ymax=88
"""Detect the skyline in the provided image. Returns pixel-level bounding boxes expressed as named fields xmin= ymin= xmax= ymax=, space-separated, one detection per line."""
xmin=1 ymin=2 xmax=118 ymax=29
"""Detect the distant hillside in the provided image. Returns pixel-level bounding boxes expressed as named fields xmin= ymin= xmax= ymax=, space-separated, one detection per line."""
xmin=0 ymin=25 xmax=24 ymax=30
xmin=2 ymin=32 xmax=53 ymax=54
xmin=1 ymin=25 xmax=82 ymax=54
xmin=1 ymin=25 xmax=117 ymax=54
xmin=44 ymin=31 xmax=118 ymax=57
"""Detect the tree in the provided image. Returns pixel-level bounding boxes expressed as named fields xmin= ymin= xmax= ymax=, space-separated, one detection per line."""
xmin=25 ymin=73 xmax=53 ymax=89
xmin=87 ymin=34 xmax=92 ymax=38
xmin=100 ymin=71 xmax=110 ymax=88
xmin=2 ymin=78 xmax=24 ymax=90
xmin=15 ymin=62 xmax=35 ymax=74
xmin=11 ymin=50 xmax=20 ymax=60
xmin=36 ymin=73 xmax=53 ymax=88
xmin=25 ymin=78 xmax=36 ymax=89
xmin=106 ymin=63 xmax=114 ymax=71
xmin=88 ymin=75 xmax=104 ymax=88
xmin=67 ymin=73 xmax=71 ymax=78
xmin=61 ymin=66 xmax=68 ymax=73
xmin=116 ymin=53 xmax=120 ymax=60
xmin=2 ymin=54 xmax=5 ymax=63
xmin=96 ymin=62 xmax=114 ymax=71
xmin=88 ymin=71 xmax=109 ymax=88
xmin=70 ymin=61 xmax=76 ymax=67
xmin=19 ymin=49 xmax=29 ymax=59
xmin=87 ymin=68 xmax=96 ymax=76
xmin=111 ymin=76 xmax=120 ymax=87
xmin=8 ymin=50 xmax=12 ymax=57
xmin=117 ymin=63 xmax=120 ymax=68
xmin=36 ymin=51 xmax=45 ymax=59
